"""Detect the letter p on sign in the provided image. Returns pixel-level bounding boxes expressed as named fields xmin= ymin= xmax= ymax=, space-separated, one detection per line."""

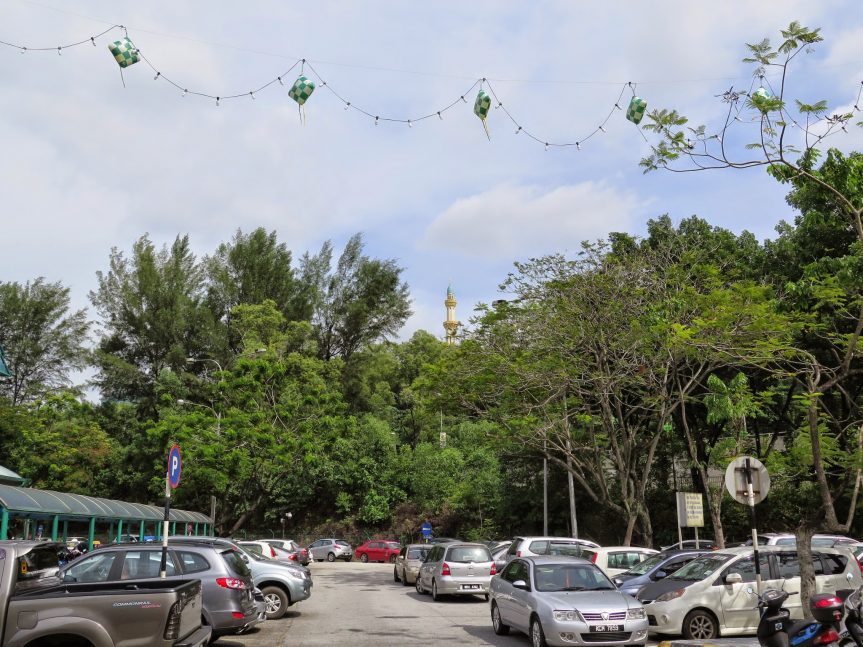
xmin=168 ymin=444 xmax=182 ymax=489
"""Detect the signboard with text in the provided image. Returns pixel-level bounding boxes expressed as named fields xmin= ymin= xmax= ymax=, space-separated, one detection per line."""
xmin=675 ymin=492 xmax=704 ymax=528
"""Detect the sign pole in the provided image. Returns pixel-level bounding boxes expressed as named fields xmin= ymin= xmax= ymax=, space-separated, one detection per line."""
xmin=744 ymin=458 xmax=762 ymax=594
xmin=676 ymin=494 xmax=684 ymax=548
xmin=160 ymin=470 xmax=170 ymax=578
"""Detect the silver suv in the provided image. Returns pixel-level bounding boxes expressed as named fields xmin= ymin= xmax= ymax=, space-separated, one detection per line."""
xmin=170 ymin=536 xmax=312 ymax=620
xmin=308 ymin=538 xmax=353 ymax=562
xmin=59 ymin=540 xmax=261 ymax=640
xmin=505 ymin=536 xmax=600 ymax=562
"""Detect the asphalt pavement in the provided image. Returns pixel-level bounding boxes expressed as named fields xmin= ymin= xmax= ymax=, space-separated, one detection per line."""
xmin=216 ymin=561 xmax=759 ymax=647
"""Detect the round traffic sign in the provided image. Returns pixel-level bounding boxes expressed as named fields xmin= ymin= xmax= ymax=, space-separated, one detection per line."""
xmin=724 ymin=455 xmax=770 ymax=505
xmin=168 ymin=444 xmax=182 ymax=489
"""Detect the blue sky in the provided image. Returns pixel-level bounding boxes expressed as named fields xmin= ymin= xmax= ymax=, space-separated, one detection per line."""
xmin=2 ymin=0 xmax=862 ymax=355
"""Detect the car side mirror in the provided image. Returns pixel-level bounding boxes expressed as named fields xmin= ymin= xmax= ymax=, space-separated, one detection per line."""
xmin=848 ymin=573 xmax=855 ymax=582
xmin=652 ymin=570 xmax=668 ymax=580
xmin=62 ymin=574 xmax=76 ymax=582
xmin=513 ymin=580 xmax=530 ymax=591
xmin=725 ymin=573 xmax=743 ymax=585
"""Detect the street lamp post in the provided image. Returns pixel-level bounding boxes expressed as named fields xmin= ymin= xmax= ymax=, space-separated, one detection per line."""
xmin=280 ymin=512 xmax=292 ymax=540
xmin=186 ymin=357 xmax=224 ymax=373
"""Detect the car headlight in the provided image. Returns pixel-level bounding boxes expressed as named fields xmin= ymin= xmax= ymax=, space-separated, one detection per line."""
xmin=627 ymin=607 xmax=646 ymax=620
xmin=284 ymin=569 xmax=305 ymax=581
xmin=655 ymin=588 xmax=686 ymax=603
xmin=553 ymin=610 xmax=582 ymax=622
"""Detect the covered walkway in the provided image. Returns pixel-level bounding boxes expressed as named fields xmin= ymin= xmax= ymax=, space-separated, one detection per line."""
xmin=0 ymin=484 xmax=213 ymax=549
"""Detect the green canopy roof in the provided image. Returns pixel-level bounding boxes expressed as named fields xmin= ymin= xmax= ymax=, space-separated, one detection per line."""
xmin=0 ymin=465 xmax=27 ymax=486
xmin=0 ymin=484 xmax=210 ymax=524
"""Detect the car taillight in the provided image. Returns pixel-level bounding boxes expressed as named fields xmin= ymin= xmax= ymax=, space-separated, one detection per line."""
xmin=442 ymin=562 xmax=451 ymax=576
xmin=516 ymin=550 xmax=521 ymax=557
xmin=289 ymin=553 xmax=298 ymax=561
xmin=216 ymin=577 xmax=247 ymax=590
xmin=232 ymin=611 xmax=245 ymax=619
xmin=270 ymin=546 xmax=277 ymax=558
xmin=164 ymin=601 xmax=182 ymax=640
xmin=490 ymin=563 xmax=496 ymax=575
xmin=591 ymin=553 xmax=598 ymax=563
xmin=857 ymin=558 xmax=863 ymax=577
xmin=814 ymin=629 xmax=840 ymax=645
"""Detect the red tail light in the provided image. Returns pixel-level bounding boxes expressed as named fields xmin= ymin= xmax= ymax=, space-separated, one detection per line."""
xmin=814 ymin=596 xmax=842 ymax=608
xmin=591 ymin=552 xmax=598 ymax=563
xmin=215 ymin=577 xmax=247 ymax=590
xmin=288 ymin=553 xmax=298 ymax=561
xmin=270 ymin=546 xmax=277 ymax=558
xmin=857 ymin=558 xmax=863 ymax=577
xmin=490 ymin=563 xmax=497 ymax=575
xmin=441 ymin=562 xmax=451 ymax=576
xmin=814 ymin=629 xmax=840 ymax=645
xmin=516 ymin=551 xmax=521 ymax=557
xmin=231 ymin=611 xmax=245 ymax=619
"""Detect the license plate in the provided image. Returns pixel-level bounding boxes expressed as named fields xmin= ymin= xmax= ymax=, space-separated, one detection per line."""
xmin=462 ymin=584 xmax=480 ymax=590
xmin=589 ymin=625 xmax=623 ymax=632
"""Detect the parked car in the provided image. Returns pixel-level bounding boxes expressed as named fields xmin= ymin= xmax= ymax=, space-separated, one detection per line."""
xmin=416 ymin=542 xmax=495 ymax=601
xmin=588 ymin=546 xmax=660 ymax=578
xmin=491 ymin=544 xmax=509 ymax=575
xmin=637 ymin=545 xmax=863 ymax=639
xmin=505 ymin=536 xmax=600 ymax=562
xmin=490 ymin=556 xmax=649 ymax=647
xmin=239 ymin=540 xmax=307 ymax=566
xmin=1 ymin=540 xmax=211 ymax=647
xmin=393 ymin=543 xmax=432 ymax=585
xmin=660 ymin=539 xmax=716 ymax=551
xmin=308 ymin=538 xmax=353 ymax=562
xmin=613 ymin=550 xmax=709 ymax=597
xmin=58 ymin=539 xmax=262 ymax=640
xmin=737 ymin=533 xmax=858 ymax=547
xmin=356 ymin=539 xmax=401 ymax=563
xmin=262 ymin=538 xmax=310 ymax=565
xmin=171 ymin=536 xmax=311 ymax=621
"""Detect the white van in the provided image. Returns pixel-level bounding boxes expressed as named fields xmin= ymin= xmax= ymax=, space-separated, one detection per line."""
xmin=637 ymin=546 xmax=862 ymax=640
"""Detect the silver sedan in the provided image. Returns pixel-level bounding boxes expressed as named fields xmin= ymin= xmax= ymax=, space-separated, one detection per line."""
xmin=490 ymin=556 xmax=649 ymax=647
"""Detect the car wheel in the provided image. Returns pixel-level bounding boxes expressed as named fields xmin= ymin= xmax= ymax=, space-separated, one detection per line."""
xmin=432 ymin=579 xmax=442 ymax=602
xmin=261 ymin=585 xmax=289 ymax=620
xmin=682 ymin=609 xmax=719 ymax=641
xmin=393 ymin=565 xmax=400 ymax=582
xmin=360 ymin=553 xmax=369 ymax=563
xmin=530 ymin=616 xmax=548 ymax=647
xmin=491 ymin=602 xmax=510 ymax=635
xmin=416 ymin=576 xmax=426 ymax=594
xmin=389 ymin=554 xmax=397 ymax=563
xmin=327 ymin=552 xmax=335 ymax=562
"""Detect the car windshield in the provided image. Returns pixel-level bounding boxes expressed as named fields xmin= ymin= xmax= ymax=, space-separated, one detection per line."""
xmin=447 ymin=546 xmax=491 ymax=563
xmin=669 ymin=553 xmax=733 ymax=581
xmin=408 ymin=547 xmax=431 ymax=560
xmin=534 ymin=563 xmax=615 ymax=592
xmin=386 ymin=542 xmax=400 ymax=548
xmin=623 ymin=553 xmax=667 ymax=576
xmin=335 ymin=540 xmax=350 ymax=546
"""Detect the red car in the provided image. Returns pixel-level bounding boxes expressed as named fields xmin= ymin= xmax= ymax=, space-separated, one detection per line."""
xmin=355 ymin=540 xmax=401 ymax=563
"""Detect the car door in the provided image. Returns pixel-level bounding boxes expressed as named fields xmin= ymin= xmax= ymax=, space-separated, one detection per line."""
xmin=62 ymin=550 xmax=122 ymax=583
xmin=370 ymin=541 xmax=384 ymax=562
xmin=507 ymin=560 xmax=533 ymax=632
xmin=310 ymin=540 xmax=324 ymax=560
xmin=773 ymin=551 xmax=805 ymax=618
xmin=419 ymin=546 xmax=439 ymax=589
xmin=718 ymin=553 xmax=776 ymax=631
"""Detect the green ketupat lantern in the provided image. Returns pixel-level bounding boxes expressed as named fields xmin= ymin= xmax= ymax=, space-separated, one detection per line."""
xmin=750 ymin=86 xmax=772 ymax=112
xmin=108 ymin=37 xmax=140 ymax=68
xmin=474 ymin=90 xmax=492 ymax=140
xmin=626 ymin=96 xmax=647 ymax=125
xmin=289 ymin=75 xmax=316 ymax=124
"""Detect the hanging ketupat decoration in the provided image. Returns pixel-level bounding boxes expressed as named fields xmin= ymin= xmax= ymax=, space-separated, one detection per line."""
xmin=474 ymin=90 xmax=491 ymax=140
xmin=108 ymin=37 xmax=140 ymax=68
xmin=289 ymin=75 xmax=316 ymax=124
xmin=626 ymin=96 xmax=647 ymax=125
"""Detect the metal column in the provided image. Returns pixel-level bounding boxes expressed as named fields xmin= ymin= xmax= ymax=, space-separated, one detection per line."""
xmin=0 ymin=508 xmax=8 ymax=540
xmin=87 ymin=517 xmax=96 ymax=551
xmin=51 ymin=515 xmax=59 ymax=541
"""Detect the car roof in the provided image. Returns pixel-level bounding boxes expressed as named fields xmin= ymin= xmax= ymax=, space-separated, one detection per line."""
xmin=713 ymin=545 xmax=852 ymax=557
xmin=596 ymin=546 xmax=658 ymax=552
xmin=520 ymin=555 xmax=595 ymax=566
xmin=405 ymin=543 xmax=432 ymax=549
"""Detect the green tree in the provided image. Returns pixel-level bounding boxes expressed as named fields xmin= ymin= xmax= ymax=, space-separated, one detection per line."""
xmin=90 ymin=235 xmax=216 ymax=410
xmin=0 ymin=278 xmax=89 ymax=405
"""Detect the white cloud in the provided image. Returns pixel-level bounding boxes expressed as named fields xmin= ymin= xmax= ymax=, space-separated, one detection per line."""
xmin=421 ymin=182 xmax=642 ymax=260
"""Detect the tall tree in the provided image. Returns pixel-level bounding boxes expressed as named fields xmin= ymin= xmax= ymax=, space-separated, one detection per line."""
xmin=309 ymin=233 xmax=412 ymax=361
xmin=0 ymin=278 xmax=89 ymax=405
xmin=90 ymin=235 xmax=215 ymax=410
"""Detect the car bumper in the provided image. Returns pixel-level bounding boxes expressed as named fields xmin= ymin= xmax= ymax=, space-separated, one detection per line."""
xmin=541 ymin=619 xmax=649 ymax=647
xmin=640 ymin=601 xmax=687 ymax=635
xmin=436 ymin=576 xmax=491 ymax=595
xmin=173 ymin=626 xmax=212 ymax=647
xmin=209 ymin=607 xmax=259 ymax=635
xmin=404 ymin=566 xmax=420 ymax=583
xmin=288 ymin=578 xmax=312 ymax=603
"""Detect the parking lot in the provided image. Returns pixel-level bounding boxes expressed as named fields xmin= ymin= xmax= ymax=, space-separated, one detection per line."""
xmin=220 ymin=561 xmax=758 ymax=647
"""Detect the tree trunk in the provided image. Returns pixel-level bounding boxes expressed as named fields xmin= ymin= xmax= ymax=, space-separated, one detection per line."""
xmin=795 ymin=525 xmax=817 ymax=620
xmin=623 ymin=510 xmax=637 ymax=546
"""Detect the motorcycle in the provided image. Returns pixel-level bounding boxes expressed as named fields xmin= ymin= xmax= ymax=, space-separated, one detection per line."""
xmin=750 ymin=586 xmax=845 ymax=647
xmin=839 ymin=584 xmax=863 ymax=647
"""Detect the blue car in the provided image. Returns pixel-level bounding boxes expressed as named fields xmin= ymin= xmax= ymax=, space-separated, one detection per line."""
xmin=613 ymin=550 xmax=707 ymax=597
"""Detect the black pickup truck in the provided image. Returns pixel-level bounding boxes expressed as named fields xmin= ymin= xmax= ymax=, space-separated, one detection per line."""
xmin=0 ymin=540 xmax=212 ymax=647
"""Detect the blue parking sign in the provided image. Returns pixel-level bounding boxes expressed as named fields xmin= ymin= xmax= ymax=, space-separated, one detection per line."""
xmin=421 ymin=521 xmax=432 ymax=538
xmin=168 ymin=444 xmax=182 ymax=489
